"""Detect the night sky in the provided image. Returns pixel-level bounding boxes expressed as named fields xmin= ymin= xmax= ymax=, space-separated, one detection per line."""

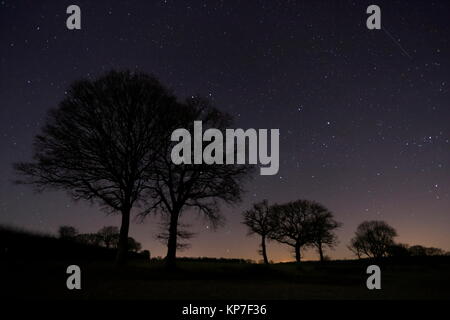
xmin=1 ymin=0 xmax=449 ymax=262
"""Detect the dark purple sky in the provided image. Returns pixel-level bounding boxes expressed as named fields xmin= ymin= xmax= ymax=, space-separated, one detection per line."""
xmin=0 ymin=0 xmax=449 ymax=261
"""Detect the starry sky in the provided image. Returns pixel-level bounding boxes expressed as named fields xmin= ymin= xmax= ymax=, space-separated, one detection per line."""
xmin=1 ymin=0 xmax=449 ymax=262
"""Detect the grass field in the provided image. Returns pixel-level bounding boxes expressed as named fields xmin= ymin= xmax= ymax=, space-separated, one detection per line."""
xmin=1 ymin=226 xmax=449 ymax=300
xmin=2 ymin=257 xmax=450 ymax=299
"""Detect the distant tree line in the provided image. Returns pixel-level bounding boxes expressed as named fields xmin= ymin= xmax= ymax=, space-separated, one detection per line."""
xmin=0 ymin=224 xmax=150 ymax=262
xmin=150 ymin=256 xmax=255 ymax=264
xmin=58 ymin=225 xmax=147 ymax=256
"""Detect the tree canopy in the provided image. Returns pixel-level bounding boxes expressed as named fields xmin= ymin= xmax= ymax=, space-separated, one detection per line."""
xmin=349 ymin=220 xmax=397 ymax=259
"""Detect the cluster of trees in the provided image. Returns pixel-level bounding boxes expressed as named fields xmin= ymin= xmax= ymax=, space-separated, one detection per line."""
xmin=242 ymin=199 xmax=341 ymax=264
xmin=14 ymin=71 xmax=252 ymax=267
xmin=13 ymin=70 xmax=448 ymax=267
xmin=244 ymin=209 xmax=449 ymax=263
xmin=407 ymin=245 xmax=448 ymax=257
xmin=348 ymin=220 xmax=449 ymax=259
xmin=58 ymin=225 xmax=143 ymax=253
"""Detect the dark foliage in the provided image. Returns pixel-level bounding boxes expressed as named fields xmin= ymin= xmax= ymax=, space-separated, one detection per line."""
xmin=408 ymin=245 xmax=446 ymax=256
xmin=58 ymin=225 xmax=79 ymax=239
xmin=0 ymin=225 xmax=147 ymax=262
xmin=348 ymin=220 xmax=397 ymax=259
xmin=96 ymin=226 xmax=119 ymax=248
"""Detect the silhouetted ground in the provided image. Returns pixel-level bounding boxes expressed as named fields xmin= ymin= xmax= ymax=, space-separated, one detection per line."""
xmin=1 ymin=226 xmax=449 ymax=299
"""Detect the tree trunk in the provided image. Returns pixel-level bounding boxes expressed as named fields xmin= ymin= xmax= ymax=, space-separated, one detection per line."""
xmin=165 ymin=210 xmax=180 ymax=269
xmin=115 ymin=207 xmax=131 ymax=266
xmin=294 ymin=244 xmax=301 ymax=263
xmin=318 ymin=243 xmax=324 ymax=262
xmin=261 ymin=235 xmax=269 ymax=264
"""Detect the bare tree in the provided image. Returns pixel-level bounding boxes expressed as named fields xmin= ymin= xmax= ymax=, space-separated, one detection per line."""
xmin=14 ymin=70 xmax=177 ymax=265
xmin=269 ymin=200 xmax=314 ymax=263
xmin=97 ymin=226 xmax=119 ymax=249
xmin=242 ymin=200 xmax=275 ymax=264
xmin=142 ymin=97 xmax=253 ymax=268
xmin=348 ymin=220 xmax=397 ymax=259
xmin=308 ymin=202 xmax=341 ymax=262
xmin=58 ymin=225 xmax=78 ymax=239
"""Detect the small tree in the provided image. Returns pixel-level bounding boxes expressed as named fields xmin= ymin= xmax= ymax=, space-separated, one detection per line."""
xmin=348 ymin=220 xmax=397 ymax=259
xmin=58 ymin=226 xmax=78 ymax=239
xmin=127 ymin=237 xmax=142 ymax=252
xmin=14 ymin=70 xmax=178 ymax=265
xmin=308 ymin=202 xmax=341 ymax=262
xmin=269 ymin=200 xmax=314 ymax=263
xmin=242 ymin=200 xmax=275 ymax=264
xmin=97 ymin=226 xmax=119 ymax=249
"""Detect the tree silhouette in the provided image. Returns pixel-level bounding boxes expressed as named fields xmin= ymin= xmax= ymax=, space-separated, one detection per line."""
xmin=269 ymin=200 xmax=315 ymax=263
xmin=242 ymin=200 xmax=275 ymax=264
xmin=76 ymin=233 xmax=102 ymax=246
xmin=14 ymin=70 xmax=177 ymax=265
xmin=409 ymin=245 xmax=445 ymax=256
xmin=127 ymin=237 xmax=142 ymax=252
xmin=141 ymin=97 xmax=253 ymax=268
xmin=58 ymin=225 xmax=78 ymax=239
xmin=348 ymin=220 xmax=397 ymax=259
xmin=97 ymin=226 xmax=119 ymax=249
xmin=387 ymin=243 xmax=410 ymax=258
xmin=308 ymin=203 xmax=341 ymax=262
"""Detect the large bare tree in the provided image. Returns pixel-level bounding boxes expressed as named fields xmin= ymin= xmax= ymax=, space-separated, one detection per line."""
xmin=242 ymin=199 xmax=275 ymax=264
xmin=14 ymin=70 xmax=177 ymax=265
xmin=142 ymin=97 xmax=253 ymax=268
